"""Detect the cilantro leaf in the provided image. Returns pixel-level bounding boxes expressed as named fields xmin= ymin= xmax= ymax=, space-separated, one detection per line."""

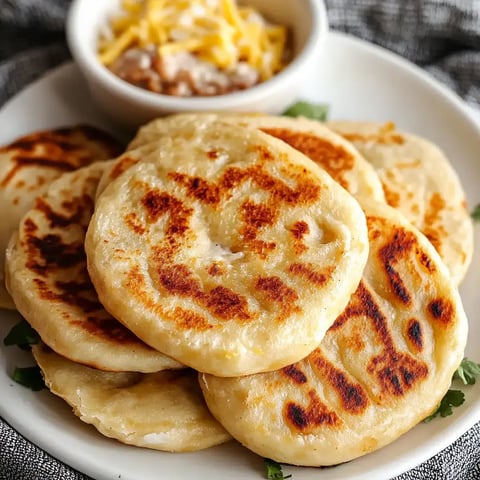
xmin=471 ymin=204 xmax=480 ymax=220
xmin=423 ymin=389 xmax=465 ymax=422
xmin=12 ymin=366 xmax=46 ymax=391
xmin=282 ymin=101 xmax=329 ymax=121
xmin=3 ymin=319 xmax=40 ymax=350
xmin=454 ymin=358 xmax=480 ymax=385
xmin=264 ymin=458 xmax=292 ymax=479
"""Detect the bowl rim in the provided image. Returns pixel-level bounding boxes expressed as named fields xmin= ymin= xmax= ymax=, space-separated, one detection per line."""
xmin=66 ymin=0 xmax=329 ymax=110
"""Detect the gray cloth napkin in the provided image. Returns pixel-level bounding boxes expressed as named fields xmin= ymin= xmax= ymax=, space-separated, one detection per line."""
xmin=0 ymin=1 xmax=479 ymax=479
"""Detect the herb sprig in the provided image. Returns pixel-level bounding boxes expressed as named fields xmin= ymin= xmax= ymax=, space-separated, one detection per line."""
xmin=12 ymin=366 xmax=45 ymax=391
xmin=3 ymin=319 xmax=40 ymax=350
xmin=454 ymin=358 xmax=480 ymax=385
xmin=424 ymin=358 xmax=480 ymax=422
xmin=264 ymin=458 xmax=292 ymax=480
xmin=471 ymin=204 xmax=480 ymax=220
xmin=282 ymin=101 xmax=329 ymax=121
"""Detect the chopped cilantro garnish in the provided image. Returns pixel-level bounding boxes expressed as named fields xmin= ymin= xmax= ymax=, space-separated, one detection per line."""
xmin=282 ymin=101 xmax=329 ymax=121
xmin=264 ymin=458 xmax=292 ymax=480
xmin=423 ymin=390 xmax=465 ymax=422
xmin=454 ymin=358 xmax=480 ymax=385
xmin=424 ymin=357 xmax=480 ymax=422
xmin=3 ymin=319 xmax=40 ymax=350
xmin=471 ymin=204 xmax=480 ymax=220
xmin=12 ymin=366 xmax=45 ymax=391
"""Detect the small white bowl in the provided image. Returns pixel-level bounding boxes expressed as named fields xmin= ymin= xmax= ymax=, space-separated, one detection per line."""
xmin=67 ymin=0 xmax=328 ymax=131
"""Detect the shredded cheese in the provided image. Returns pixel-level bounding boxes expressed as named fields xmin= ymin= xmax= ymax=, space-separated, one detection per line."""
xmin=98 ymin=0 xmax=288 ymax=80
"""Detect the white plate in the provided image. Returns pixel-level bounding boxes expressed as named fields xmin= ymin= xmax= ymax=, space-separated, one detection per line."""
xmin=0 ymin=31 xmax=479 ymax=480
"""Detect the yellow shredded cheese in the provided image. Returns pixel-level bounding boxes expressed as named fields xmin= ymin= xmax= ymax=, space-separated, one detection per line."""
xmin=98 ymin=0 xmax=288 ymax=80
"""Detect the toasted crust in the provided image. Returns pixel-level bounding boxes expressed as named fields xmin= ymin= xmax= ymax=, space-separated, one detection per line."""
xmin=200 ymin=199 xmax=468 ymax=466
xmin=0 ymin=125 xmax=123 ymax=309
xmin=32 ymin=345 xmax=230 ymax=452
xmin=327 ymin=120 xmax=473 ymax=284
xmin=221 ymin=114 xmax=386 ymax=201
xmin=127 ymin=113 xmax=386 ymax=201
xmin=87 ymin=122 xmax=369 ymax=376
xmin=6 ymin=162 xmax=183 ymax=372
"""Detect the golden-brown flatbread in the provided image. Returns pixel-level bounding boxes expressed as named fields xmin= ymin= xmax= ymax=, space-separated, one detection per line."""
xmin=87 ymin=121 xmax=369 ymax=376
xmin=200 ymin=199 xmax=468 ymax=466
xmin=327 ymin=120 xmax=473 ymax=284
xmin=32 ymin=345 xmax=230 ymax=451
xmin=0 ymin=126 xmax=123 ymax=309
xmin=127 ymin=113 xmax=386 ymax=200
xmin=6 ymin=162 xmax=182 ymax=372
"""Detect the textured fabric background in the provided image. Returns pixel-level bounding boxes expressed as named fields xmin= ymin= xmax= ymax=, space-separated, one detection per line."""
xmin=0 ymin=0 xmax=479 ymax=479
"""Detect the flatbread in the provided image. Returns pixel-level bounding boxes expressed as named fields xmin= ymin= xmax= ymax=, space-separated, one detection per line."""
xmin=0 ymin=125 xmax=123 ymax=309
xmin=6 ymin=162 xmax=182 ymax=373
xmin=127 ymin=113 xmax=386 ymax=201
xmin=87 ymin=122 xmax=369 ymax=376
xmin=127 ymin=113 xmax=220 ymax=151
xmin=327 ymin=120 xmax=473 ymax=284
xmin=96 ymin=114 xmax=221 ymax=198
xmin=200 ymin=199 xmax=468 ymax=466
xmin=32 ymin=344 xmax=230 ymax=451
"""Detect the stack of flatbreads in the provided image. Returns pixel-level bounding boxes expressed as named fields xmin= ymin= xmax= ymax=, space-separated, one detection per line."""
xmin=1 ymin=113 xmax=472 ymax=465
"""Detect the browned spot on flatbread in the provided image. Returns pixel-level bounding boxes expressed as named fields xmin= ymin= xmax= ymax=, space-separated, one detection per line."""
xmin=340 ymin=123 xmax=405 ymax=145
xmin=427 ymin=298 xmax=454 ymax=326
xmin=406 ymin=318 xmax=423 ymax=352
xmin=0 ymin=126 xmax=123 ymax=187
xmin=204 ymin=285 xmax=251 ymax=321
xmin=255 ymin=276 xmax=300 ymax=319
xmin=396 ymin=159 xmax=422 ymax=169
xmin=110 ymin=155 xmax=139 ymax=181
xmin=157 ymin=264 xmax=199 ymax=296
xmin=244 ymin=239 xmax=276 ymax=258
xmin=422 ymin=192 xmax=447 ymax=255
xmin=34 ymin=195 xmax=92 ymax=229
xmin=169 ymin=163 xmax=321 ymax=209
xmin=331 ymin=282 xmax=428 ymax=398
xmin=369 ymin=352 xmax=428 ymax=396
xmin=206 ymin=150 xmax=219 ymax=160
xmin=356 ymin=283 xmax=428 ymax=396
xmin=157 ymin=264 xmax=253 ymax=322
xmin=1 ymin=156 xmax=76 ymax=187
xmin=288 ymin=263 xmax=333 ymax=286
xmin=290 ymin=220 xmax=309 ymax=239
xmin=282 ymin=364 xmax=308 ymax=384
xmin=382 ymin=184 xmax=401 ymax=208
xmin=284 ymin=390 xmax=341 ymax=432
xmin=141 ymin=189 xmax=193 ymax=256
xmin=207 ymin=263 xmax=225 ymax=276
xmin=124 ymin=212 xmax=146 ymax=235
xmin=250 ymin=143 xmax=275 ymax=162
xmin=242 ymin=162 xmax=321 ymax=205
xmin=168 ymin=172 xmax=221 ymax=205
xmin=310 ymin=350 xmax=369 ymax=414
xmin=240 ymin=201 xmax=278 ymax=258
xmin=376 ymin=220 xmax=417 ymax=306
xmin=172 ymin=307 xmax=214 ymax=331
xmin=124 ymin=268 xmax=214 ymax=331
xmin=342 ymin=330 xmax=366 ymax=352
xmin=418 ymin=251 xmax=436 ymax=273
xmin=241 ymin=201 xmax=276 ymax=229
xmin=261 ymin=128 xmax=355 ymax=190
xmin=289 ymin=221 xmax=309 ymax=254
xmin=1 ymin=126 xmax=122 ymax=155
xmin=25 ymin=234 xmax=86 ymax=275
xmin=33 ymin=277 xmax=102 ymax=313
xmin=72 ymin=315 xmax=147 ymax=345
